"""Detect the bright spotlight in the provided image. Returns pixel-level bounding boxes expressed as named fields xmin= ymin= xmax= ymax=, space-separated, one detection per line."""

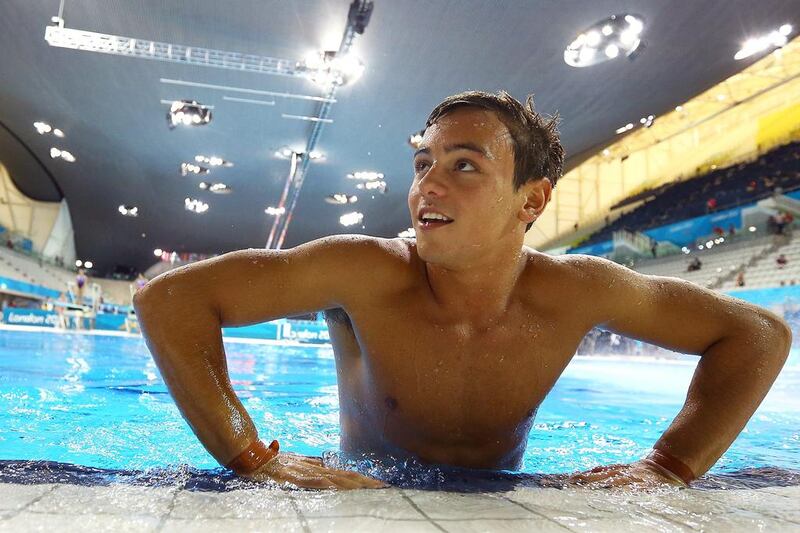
xmin=84 ymin=261 xmax=93 ymax=269
xmin=565 ymin=14 xmax=644 ymax=67
xmin=75 ymin=260 xmax=82 ymax=267
xmin=604 ymin=44 xmax=619 ymax=58
xmin=153 ymin=249 xmax=163 ymax=256
xmin=167 ymin=100 xmax=212 ymax=129
xmin=34 ymin=122 xmax=52 ymax=134
xmin=339 ymin=211 xmax=364 ymax=227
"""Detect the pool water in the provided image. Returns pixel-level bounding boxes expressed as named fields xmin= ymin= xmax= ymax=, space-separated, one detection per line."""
xmin=0 ymin=328 xmax=798 ymax=483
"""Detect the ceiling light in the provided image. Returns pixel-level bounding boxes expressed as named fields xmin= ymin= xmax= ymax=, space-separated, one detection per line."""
xmin=167 ymin=100 xmax=212 ymax=129
xmin=347 ymin=171 xmax=384 ymax=181
xmin=602 ymin=149 xmax=611 ymax=157
xmin=624 ymin=14 xmax=644 ymax=34
xmin=398 ymin=228 xmax=415 ymax=238
xmin=84 ymin=261 xmax=93 ymax=269
xmin=265 ymin=206 xmax=286 ymax=216
xmin=195 ymin=155 xmax=233 ymax=167
xmin=53 ymin=128 xmax=64 ymax=138
xmin=675 ymin=105 xmax=683 ymax=112
xmin=153 ymin=248 xmax=163 ymax=256
xmin=748 ymin=226 xmax=757 ymax=232
xmin=308 ymin=151 xmax=325 ymax=160
xmin=180 ymin=162 xmax=209 ymax=176
xmin=75 ymin=260 xmax=82 ymax=267
xmin=408 ymin=130 xmax=424 ymax=149
xmin=339 ymin=211 xmax=363 ymax=227
xmin=735 ymin=25 xmax=793 ymax=60
xmin=207 ymin=182 xmax=231 ymax=194
xmin=355 ymin=180 xmax=387 ymax=193
xmin=34 ymin=122 xmax=52 ymax=134
xmin=615 ymin=123 xmax=634 ymax=134
xmin=184 ymin=197 xmax=209 ymax=214
xmin=118 ymin=204 xmax=139 ymax=217
xmin=50 ymin=147 xmax=75 ymax=162
xmin=274 ymin=147 xmax=296 ymax=159
xmin=565 ymin=14 xmax=644 ymax=67
xmin=585 ymin=31 xmax=602 ymax=47
xmin=298 ymin=50 xmax=365 ymax=89
xmin=324 ymin=193 xmax=358 ymax=205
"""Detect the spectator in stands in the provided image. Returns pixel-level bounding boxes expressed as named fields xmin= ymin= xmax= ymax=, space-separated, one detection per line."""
xmin=706 ymin=197 xmax=717 ymax=213
xmin=735 ymin=271 xmax=746 ymax=287
xmin=650 ymin=241 xmax=658 ymax=258
xmin=746 ymin=180 xmax=757 ymax=193
xmin=75 ymin=268 xmax=87 ymax=304
xmin=135 ymin=273 xmax=148 ymax=291
xmin=712 ymin=226 xmax=725 ymax=237
xmin=728 ymin=224 xmax=736 ymax=237
xmin=774 ymin=212 xmax=789 ymax=235
xmin=776 ymin=254 xmax=788 ymax=270
xmin=687 ymin=257 xmax=702 ymax=272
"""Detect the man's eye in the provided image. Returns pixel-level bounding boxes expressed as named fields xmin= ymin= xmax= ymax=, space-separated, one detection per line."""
xmin=455 ymin=160 xmax=477 ymax=172
xmin=414 ymin=161 xmax=430 ymax=173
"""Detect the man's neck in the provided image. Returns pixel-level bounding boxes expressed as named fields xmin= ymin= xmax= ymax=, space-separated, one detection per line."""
xmin=423 ymin=241 xmax=529 ymax=325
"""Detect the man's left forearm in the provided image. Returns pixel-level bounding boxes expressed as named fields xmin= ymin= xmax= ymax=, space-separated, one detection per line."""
xmin=653 ymin=318 xmax=791 ymax=478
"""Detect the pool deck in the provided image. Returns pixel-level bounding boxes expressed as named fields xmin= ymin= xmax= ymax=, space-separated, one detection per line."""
xmin=1 ymin=483 xmax=798 ymax=532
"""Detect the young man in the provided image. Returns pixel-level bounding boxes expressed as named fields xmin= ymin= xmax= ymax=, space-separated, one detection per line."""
xmin=135 ymin=91 xmax=791 ymax=490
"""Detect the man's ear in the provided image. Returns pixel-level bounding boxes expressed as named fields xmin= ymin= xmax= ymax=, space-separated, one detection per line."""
xmin=517 ymin=178 xmax=552 ymax=224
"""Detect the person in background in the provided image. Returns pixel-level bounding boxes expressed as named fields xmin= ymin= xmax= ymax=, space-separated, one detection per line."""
xmin=75 ymin=268 xmax=87 ymax=304
xmin=736 ymin=271 xmax=746 ymax=287
xmin=727 ymin=224 xmax=736 ymax=237
xmin=776 ymin=254 xmax=788 ymax=270
xmin=135 ymin=273 xmax=148 ymax=291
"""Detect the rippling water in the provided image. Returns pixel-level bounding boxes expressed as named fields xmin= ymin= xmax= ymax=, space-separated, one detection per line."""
xmin=0 ymin=329 xmax=797 ymax=488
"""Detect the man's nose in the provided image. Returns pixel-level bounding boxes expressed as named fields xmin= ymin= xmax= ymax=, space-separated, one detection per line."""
xmin=418 ymin=163 xmax=447 ymax=197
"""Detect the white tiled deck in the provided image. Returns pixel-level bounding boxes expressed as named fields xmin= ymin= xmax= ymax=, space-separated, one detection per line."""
xmin=1 ymin=482 xmax=798 ymax=532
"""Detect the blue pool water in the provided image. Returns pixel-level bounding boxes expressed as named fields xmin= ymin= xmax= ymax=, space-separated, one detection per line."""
xmin=0 ymin=328 xmax=798 ymax=482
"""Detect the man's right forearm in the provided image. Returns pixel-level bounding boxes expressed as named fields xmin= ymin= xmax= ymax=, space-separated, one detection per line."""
xmin=134 ymin=275 xmax=259 ymax=467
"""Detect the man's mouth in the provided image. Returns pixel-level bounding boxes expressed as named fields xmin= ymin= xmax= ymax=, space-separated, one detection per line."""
xmin=418 ymin=211 xmax=455 ymax=230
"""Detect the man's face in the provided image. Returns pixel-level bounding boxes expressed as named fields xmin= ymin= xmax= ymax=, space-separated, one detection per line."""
xmin=408 ymin=107 xmax=526 ymax=266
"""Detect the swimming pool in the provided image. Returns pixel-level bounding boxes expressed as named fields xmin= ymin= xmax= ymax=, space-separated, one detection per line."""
xmin=1 ymin=326 xmax=797 ymax=486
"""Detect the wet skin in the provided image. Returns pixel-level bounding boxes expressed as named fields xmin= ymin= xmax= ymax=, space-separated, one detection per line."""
xmin=135 ymin=108 xmax=791 ymax=488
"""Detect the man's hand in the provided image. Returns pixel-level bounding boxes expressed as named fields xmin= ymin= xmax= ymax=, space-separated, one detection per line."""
xmin=566 ymin=461 xmax=685 ymax=489
xmin=245 ymin=452 xmax=389 ymax=490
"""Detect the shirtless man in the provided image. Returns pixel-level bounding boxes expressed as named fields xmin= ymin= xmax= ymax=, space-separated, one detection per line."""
xmin=134 ymin=91 xmax=791 ymax=490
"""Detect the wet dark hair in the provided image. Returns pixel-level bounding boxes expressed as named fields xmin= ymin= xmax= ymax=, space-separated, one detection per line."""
xmin=425 ymin=90 xmax=564 ymax=231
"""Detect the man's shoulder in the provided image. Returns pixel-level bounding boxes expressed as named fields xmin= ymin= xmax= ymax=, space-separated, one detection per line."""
xmin=307 ymin=234 xmax=419 ymax=284
xmin=521 ymin=249 xmax=638 ymax=293
xmin=315 ymin=234 xmax=416 ymax=264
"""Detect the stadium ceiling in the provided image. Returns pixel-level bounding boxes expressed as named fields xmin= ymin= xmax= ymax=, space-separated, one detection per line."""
xmin=0 ymin=0 xmax=798 ymax=274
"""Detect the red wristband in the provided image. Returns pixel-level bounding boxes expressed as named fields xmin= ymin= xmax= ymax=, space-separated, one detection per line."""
xmin=644 ymin=448 xmax=696 ymax=485
xmin=226 ymin=439 xmax=280 ymax=475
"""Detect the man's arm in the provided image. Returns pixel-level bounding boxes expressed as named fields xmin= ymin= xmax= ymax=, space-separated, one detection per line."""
xmin=572 ymin=255 xmax=791 ymax=482
xmin=133 ymin=235 xmax=393 ymax=488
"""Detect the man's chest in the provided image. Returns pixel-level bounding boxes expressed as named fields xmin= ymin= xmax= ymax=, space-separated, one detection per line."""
xmin=335 ymin=301 xmax=584 ymax=441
